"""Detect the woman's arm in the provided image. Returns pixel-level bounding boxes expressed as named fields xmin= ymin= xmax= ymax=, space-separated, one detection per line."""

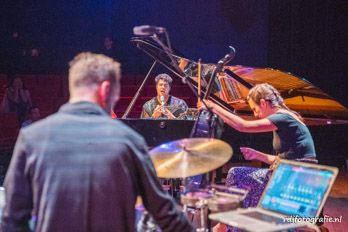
xmin=240 ymin=147 xmax=277 ymax=165
xmin=206 ymin=100 xmax=277 ymax=133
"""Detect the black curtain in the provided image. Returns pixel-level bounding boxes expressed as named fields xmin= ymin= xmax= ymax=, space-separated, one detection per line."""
xmin=268 ymin=0 xmax=347 ymax=107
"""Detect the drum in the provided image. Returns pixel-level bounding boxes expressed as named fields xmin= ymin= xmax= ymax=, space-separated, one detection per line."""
xmin=180 ymin=190 xmax=213 ymax=208
xmin=207 ymin=195 xmax=242 ymax=212
xmin=208 ymin=186 xmax=247 ymax=212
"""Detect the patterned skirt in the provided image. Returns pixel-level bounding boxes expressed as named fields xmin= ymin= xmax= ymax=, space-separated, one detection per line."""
xmin=225 ymin=167 xmax=271 ymax=208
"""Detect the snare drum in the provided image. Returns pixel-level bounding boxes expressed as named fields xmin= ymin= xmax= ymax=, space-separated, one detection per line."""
xmin=207 ymin=195 xmax=241 ymax=212
xmin=180 ymin=190 xmax=213 ymax=208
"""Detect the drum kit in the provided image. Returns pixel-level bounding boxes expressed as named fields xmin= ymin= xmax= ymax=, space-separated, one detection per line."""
xmin=140 ymin=138 xmax=248 ymax=232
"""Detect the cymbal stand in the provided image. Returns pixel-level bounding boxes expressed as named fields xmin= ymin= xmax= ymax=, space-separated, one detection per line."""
xmin=181 ymin=197 xmax=209 ymax=232
xmin=150 ymin=34 xmax=212 ymax=114
xmin=195 ymin=199 xmax=209 ymax=232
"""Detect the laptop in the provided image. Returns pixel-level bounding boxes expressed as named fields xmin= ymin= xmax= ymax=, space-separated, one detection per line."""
xmin=209 ymin=159 xmax=338 ymax=232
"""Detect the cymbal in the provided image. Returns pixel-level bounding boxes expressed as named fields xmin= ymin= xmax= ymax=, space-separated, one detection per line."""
xmin=149 ymin=138 xmax=233 ymax=178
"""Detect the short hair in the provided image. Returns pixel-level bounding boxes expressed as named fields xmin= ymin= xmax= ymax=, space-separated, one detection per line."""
xmin=154 ymin=74 xmax=173 ymax=86
xmin=69 ymin=52 xmax=121 ymax=90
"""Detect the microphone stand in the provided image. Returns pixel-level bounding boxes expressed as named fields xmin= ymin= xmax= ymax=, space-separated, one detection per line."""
xmin=121 ymin=31 xmax=181 ymax=119
xmin=204 ymin=46 xmax=235 ymax=100
xmin=130 ymin=30 xmax=212 ymax=117
xmin=150 ymin=34 xmax=212 ymax=115
xmin=122 ymin=61 xmax=157 ymax=118
xmin=164 ymin=31 xmax=172 ymax=51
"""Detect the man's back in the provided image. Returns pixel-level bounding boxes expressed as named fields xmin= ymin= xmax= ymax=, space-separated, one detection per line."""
xmin=2 ymin=102 xmax=192 ymax=232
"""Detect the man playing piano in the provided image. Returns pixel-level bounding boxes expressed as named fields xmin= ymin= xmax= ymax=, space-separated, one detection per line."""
xmin=141 ymin=73 xmax=188 ymax=119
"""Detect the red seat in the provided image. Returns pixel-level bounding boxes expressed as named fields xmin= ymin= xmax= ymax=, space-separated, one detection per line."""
xmin=13 ymin=74 xmax=38 ymax=91
xmin=0 ymin=74 xmax=8 ymax=89
xmin=0 ymin=121 xmax=19 ymax=148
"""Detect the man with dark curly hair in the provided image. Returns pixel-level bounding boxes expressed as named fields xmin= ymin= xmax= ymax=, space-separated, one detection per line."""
xmin=141 ymin=73 xmax=188 ymax=119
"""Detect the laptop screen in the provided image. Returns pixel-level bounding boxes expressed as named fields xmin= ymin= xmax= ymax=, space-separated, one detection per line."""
xmin=259 ymin=162 xmax=335 ymax=218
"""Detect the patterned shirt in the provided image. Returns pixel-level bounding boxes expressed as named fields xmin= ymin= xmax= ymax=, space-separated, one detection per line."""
xmin=141 ymin=95 xmax=188 ymax=119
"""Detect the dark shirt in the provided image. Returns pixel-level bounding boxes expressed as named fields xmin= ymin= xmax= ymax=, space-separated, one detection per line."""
xmin=7 ymin=87 xmax=29 ymax=111
xmin=6 ymin=87 xmax=31 ymax=123
xmin=1 ymin=101 xmax=193 ymax=232
xmin=267 ymin=112 xmax=316 ymax=159
xmin=21 ymin=119 xmax=33 ymax=128
xmin=141 ymin=96 xmax=188 ymax=119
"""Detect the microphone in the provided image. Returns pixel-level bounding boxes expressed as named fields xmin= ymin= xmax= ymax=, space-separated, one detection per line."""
xmin=160 ymin=95 xmax=165 ymax=111
xmin=204 ymin=46 xmax=236 ymax=99
xmin=215 ymin=46 xmax=236 ymax=72
xmin=133 ymin=25 xmax=166 ymax=36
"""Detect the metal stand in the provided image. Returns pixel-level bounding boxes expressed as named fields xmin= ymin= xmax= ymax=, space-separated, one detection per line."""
xmin=122 ymin=61 xmax=157 ymax=118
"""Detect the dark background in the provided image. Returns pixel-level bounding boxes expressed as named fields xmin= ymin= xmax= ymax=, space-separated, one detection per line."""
xmin=1 ymin=1 xmax=268 ymax=75
xmin=1 ymin=1 xmax=346 ymax=106
xmin=0 ymin=0 xmax=347 ymax=166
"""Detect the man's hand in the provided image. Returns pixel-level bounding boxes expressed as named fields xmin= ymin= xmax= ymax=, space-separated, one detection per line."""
xmin=152 ymin=105 xmax=163 ymax=118
xmin=152 ymin=105 xmax=176 ymax=119
xmin=197 ymin=99 xmax=214 ymax=111
xmin=163 ymin=108 xmax=176 ymax=119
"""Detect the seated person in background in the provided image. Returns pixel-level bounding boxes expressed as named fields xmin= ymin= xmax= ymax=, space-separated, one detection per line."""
xmin=21 ymin=106 xmax=41 ymax=128
xmin=5 ymin=77 xmax=32 ymax=123
xmin=200 ymin=83 xmax=317 ymax=208
xmin=141 ymin=74 xmax=188 ymax=119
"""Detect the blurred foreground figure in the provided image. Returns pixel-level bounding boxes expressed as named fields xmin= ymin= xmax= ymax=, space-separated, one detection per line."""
xmin=1 ymin=52 xmax=194 ymax=232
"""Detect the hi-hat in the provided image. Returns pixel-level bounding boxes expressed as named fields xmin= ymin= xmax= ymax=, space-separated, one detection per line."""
xmin=149 ymin=138 xmax=233 ymax=178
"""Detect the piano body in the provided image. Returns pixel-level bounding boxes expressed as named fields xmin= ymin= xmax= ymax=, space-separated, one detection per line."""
xmin=120 ymin=37 xmax=348 ymax=167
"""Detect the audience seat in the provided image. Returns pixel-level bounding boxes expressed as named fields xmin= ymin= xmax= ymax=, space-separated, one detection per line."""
xmin=0 ymin=113 xmax=19 ymax=148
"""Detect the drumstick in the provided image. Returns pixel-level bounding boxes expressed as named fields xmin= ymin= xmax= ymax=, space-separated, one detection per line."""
xmin=197 ymin=58 xmax=202 ymax=104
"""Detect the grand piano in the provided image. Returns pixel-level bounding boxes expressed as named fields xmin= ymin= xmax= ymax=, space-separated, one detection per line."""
xmin=120 ymin=37 xmax=348 ymax=168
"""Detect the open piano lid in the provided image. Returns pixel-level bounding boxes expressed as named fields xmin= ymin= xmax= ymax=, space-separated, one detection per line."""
xmin=131 ymin=37 xmax=348 ymax=125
